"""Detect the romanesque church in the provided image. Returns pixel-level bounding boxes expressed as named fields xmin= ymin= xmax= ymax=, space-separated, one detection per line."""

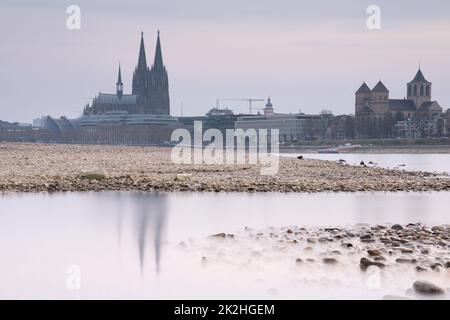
xmin=355 ymin=69 xmax=443 ymax=138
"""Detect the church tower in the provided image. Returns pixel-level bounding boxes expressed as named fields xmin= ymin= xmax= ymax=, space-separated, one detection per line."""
xmin=116 ymin=64 xmax=123 ymax=98
xmin=263 ymin=97 xmax=274 ymax=116
xmin=147 ymin=30 xmax=170 ymax=115
xmin=132 ymin=32 xmax=149 ymax=99
xmin=371 ymin=81 xmax=389 ymax=114
xmin=355 ymin=82 xmax=372 ymax=114
xmin=407 ymin=69 xmax=431 ymax=108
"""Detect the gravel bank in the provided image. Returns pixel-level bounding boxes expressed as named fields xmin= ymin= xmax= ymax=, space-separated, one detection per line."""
xmin=1 ymin=142 xmax=449 ymax=193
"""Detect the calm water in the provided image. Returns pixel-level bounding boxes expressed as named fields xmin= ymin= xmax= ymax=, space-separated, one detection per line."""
xmin=282 ymin=153 xmax=450 ymax=174
xmin=1 ymin=191 xmax=450 ymax=299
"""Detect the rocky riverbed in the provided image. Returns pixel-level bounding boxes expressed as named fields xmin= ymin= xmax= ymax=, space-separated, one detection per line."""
xmin=1 ymin=143 xmax=449 ymax=193
xmin=178 ymin=223 xmax=450 ymax=299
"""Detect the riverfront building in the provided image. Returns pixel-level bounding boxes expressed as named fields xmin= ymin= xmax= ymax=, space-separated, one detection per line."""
xmin=355 ymin=69 xmax=445 ymax=139
xmin=84 ymin=31 xmax=170 ymax=116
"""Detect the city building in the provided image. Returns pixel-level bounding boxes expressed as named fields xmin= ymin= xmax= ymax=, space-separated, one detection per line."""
xmin=84 ymin=31 xmax=170 ymax=116
xmin=235 ymin=98 xmax=348 ymax=143
xmin=355 ymin=69 xmax=444 ymax=139
xmin=445 ymin=109 xmax=450 ymax=136
xmin=76 ymin=112 xmax=178 ymax=145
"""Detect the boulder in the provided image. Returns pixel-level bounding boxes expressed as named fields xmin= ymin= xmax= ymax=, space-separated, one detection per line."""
xmin=413 ymin=281 xmax=446 ymax=295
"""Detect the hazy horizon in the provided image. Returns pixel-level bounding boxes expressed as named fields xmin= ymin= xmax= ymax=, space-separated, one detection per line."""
xmin=1 ymin=0 xmax=450 ymax=123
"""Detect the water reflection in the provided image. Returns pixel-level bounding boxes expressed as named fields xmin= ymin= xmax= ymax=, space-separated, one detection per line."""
xmin=132 ymin=193 xmax=167 ymax=275
xmin=105 ymin=192 xmax=168 ymax=276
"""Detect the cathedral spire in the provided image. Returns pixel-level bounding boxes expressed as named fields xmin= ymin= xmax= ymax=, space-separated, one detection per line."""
xmin=137 ymin=31 xmax=147 ymax=70
xmin=117 ymin=63 xmax=122 ymax=83
xmin=153 ymin=30 xmax=164 ymax=69
xmin=116 ymin=63 xmax=123 ymax=98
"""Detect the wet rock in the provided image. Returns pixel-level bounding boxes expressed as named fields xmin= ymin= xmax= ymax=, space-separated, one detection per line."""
xmin=430 ymin=263 xmax=443 ymax=271
xmin=415 ymin=265 xmax=428 ymax=272
xmin=323 ymin=257 xmax=338 ymax=265
xmin=341 ymin=242 xmax=353 ymax=248
xmin=420 ymin=248 xmax=430 ymax=255
xmin=286 ymin=229 xmax=293 ymax=234
xmin=79 ymin=169 xmax=106 ymax=180
xmin=445 ymin=261 xmax=450 ymax=268
xmin=413 ymin=281 xmax=446 ymax=295
xmin=374 ymin=256 xmax=386 ymax=262
xmin=295 ymin=258 xmax=303 ymax=264
xmin=367 ymin=249 xmax=381 ymax=256
xmin=391 ymin=224 xmax=403 ymax=231
xmin=395 ymin=258 xmax=417 ymax=264
xmin=210 ymin=233 xmax=226 ymax=238
xmin=360 ymin=257 xmax=385 ymax=270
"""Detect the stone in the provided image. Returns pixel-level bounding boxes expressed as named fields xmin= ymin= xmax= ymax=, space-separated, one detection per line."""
xmin=341 ymin=242 xmax=353 ymax=248
xmin=374 ymin=256 xmax=386 ymax=261
xmin=430 ymin=263 xmax=443 ymax=271
xmin=367 ymin=249 xmax=381 ymax=256
xmin=391 ymin=224 xmax=403 ymax=231
xmin=415 ymin=265 xmax=428 ymax=272
xmin=210 ymin=233 xmax=226 ymax=238
xmin=413 ymin=281 xmax=446 ymax=295
xmin=360 ymin=257 xmax=385 ymax=270
xmin=395 ymin=258 xmax=417 ymax=264
xmin=295 ymin=258 xmax=303 ymax=263
xmin=79 ymin=169 xmax=106 ymax=180
xmin=323 ymin=257 xmax=338 ymax=265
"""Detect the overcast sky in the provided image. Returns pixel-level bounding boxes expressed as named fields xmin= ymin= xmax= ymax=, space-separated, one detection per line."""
xmin=1 ymin=0 xmax=450 ymax=122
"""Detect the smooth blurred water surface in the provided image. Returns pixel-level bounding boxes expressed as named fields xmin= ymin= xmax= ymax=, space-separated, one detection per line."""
xmin=0 ymin=191 xmax=450 ymax=299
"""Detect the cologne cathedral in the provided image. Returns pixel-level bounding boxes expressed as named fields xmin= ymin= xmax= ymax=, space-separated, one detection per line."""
xmin=84 ymin=31 xmax=170 ymax=116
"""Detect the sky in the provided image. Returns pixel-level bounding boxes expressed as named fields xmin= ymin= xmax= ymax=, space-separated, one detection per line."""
xmin=0 ymin=0 xmax=450 ymax=122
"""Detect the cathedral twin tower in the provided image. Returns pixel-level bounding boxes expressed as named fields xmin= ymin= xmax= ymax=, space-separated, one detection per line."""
xmin=132 ymin=31 xmax=170 ymax=115
xmin=86 ymin=31 xmax=170 ymax=116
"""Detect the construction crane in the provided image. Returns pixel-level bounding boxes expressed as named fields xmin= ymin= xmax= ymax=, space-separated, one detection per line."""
xmin=216 ymin=98 xmax=265 ymax=114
